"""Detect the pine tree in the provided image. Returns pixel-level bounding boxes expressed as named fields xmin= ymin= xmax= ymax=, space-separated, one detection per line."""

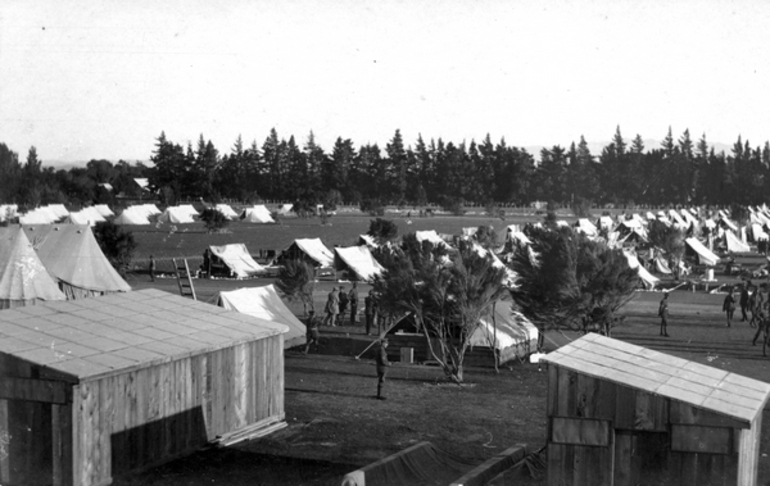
xmin=630 ymin=134 xmax=645 ymax=154
xmin=385 ymin=129 xmax=408 ymax=204
xmin=661 ymin=126 xmax=676 ymax=157
xmin=678 ymin=129 xmax=694 ymax=159
xmin=613 ymin=125 xmax=626 ymax=155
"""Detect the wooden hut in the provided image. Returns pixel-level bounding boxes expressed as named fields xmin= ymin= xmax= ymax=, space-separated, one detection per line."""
xmin=542 ymin=333 xmax=770 ymax=486
xmin=0 ymin=288 xmax=287 ymax=486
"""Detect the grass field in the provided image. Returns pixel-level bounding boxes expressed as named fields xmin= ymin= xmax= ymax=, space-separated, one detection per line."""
xmin=110 ymin=212 xmax=770 ymax=486
xmin=125 ymin=210 xmax=544 ymax=265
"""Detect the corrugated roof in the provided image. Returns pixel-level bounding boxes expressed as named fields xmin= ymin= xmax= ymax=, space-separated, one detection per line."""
xmin=542 ymin=333 xmax=770 ymax=424
xmin=0 ymin=289 xmax=288 ymax=382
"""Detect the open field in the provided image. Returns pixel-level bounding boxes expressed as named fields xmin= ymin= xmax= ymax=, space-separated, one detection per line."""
xmin=125 ymin=210 xmax=546 ymax=264
xmin=110 ymin=212 xmax=770 ymax=485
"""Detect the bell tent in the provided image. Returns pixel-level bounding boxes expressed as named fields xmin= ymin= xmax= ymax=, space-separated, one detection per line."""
xmin=0 ymin=227 xmax=66 ymax=309
xmin=22 ymin=224 xmax=131 ymax=299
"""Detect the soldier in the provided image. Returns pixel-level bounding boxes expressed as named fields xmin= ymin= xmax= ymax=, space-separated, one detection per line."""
xmin=348 ymin=282 xmax=359 ymax=326
xmin=375 ymin=339 xmax=391 ymax=400
xmin=658 ymin=292 xmax=670 ymax=337
xmin=322 ymin=287 xmax=340 ymax=327
xmin=364 ymin=290 xmax=378 ymax=336
xmin=723 ymin=288 xmax=736 ymax=328
xmin=337 ymin=286 xmax=349 ymax=326
xmin=740 ymin=283 xmax=751 ymax=322
xmin=303 ymin=310 xmax=320 ymax=354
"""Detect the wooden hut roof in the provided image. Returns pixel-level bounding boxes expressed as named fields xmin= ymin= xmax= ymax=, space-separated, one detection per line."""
xmin=543 ymin=333 xmax=770 ymax=424
xmin=0 ymin=288 xmax=288 ymax=383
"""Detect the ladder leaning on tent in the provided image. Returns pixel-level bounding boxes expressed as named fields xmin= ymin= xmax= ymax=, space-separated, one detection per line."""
xmin=172 ymin=258 xmax=197 ymax=300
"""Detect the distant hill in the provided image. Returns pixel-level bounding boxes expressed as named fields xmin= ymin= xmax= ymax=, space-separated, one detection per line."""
xmin=41 ymin=159 xmax=150 ymax=171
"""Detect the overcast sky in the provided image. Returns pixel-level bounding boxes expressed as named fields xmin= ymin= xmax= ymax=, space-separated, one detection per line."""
xmin=1 ymin=0 xmax=769 ymax=163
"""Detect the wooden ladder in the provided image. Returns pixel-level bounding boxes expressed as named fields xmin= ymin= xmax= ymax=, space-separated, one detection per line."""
xmin=172 ymin=258 xmax=197 ymax=300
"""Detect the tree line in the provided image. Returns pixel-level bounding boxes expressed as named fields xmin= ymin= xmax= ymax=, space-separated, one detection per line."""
xmin=0 ymin=143 xmax=147 ymax=208
xmin=3 ymin=125 xmax=770 ymax=209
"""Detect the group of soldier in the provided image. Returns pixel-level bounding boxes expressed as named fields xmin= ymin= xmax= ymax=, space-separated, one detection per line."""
xmin=319 ymin=283 xmax=380 ymax=334
xmin=722 ymin=283 xmax=770 ymax=349
xmin=659 ymin=282 xmax=770 ymax=351
xmin=303 ymin=284 xmax=382 ymax=355
xmin=302 ymin=284 xmax=391 ymax=399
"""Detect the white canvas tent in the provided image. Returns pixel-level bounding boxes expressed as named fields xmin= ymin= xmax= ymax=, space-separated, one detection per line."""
xmin=177 ymin=204 xmax=199 ymax=218
xmin=358 ymin=234 xmax=378 ymax=248
xmin=334 ymin=246 xmax=385 ymax=282
xmin=217 ymin=285 xmax=306 ymax=349
xmin=278 ymin=238 xmax=335 ymax=267
xmin=575 ymin=218 xmax=598 ymax=237
xmin=654 ymin=256 xmax=673 ymax=275
xmin=685 ymin=237 xmax=720 ymax=266
xmin=93 ymin=204 xmax=114 ymax=218
xmin=0 ymin=227 xmax=66 ymax=309
xmin=214 ymin=203 xmax=239 ymax=220
xmin=113 ymin=207 xmax=151 ymax=225
xmin=207 ymin=243 xmax=266 ymax=278
xmin=64 ymin=211 xmax=94 ymax=226
xmin=598 ymin=216 xmax=615 ymax=230
xmin=415 ymin=230 xmax=448 ymax=247
xmin=138 ymin=203 xmax=162 ymax=217
xmin=725 ymin=230 xmax=751 ymax=253
xmin=276 ymin=204 xmax=294 ymax=215
xmin=623 ymin=250 xmax=659 ymax=290
xmin=469 ymin=304 xmax=539 ymax=365
xmin=45 ymin=204 xmax=69 ymax=219
xmin=22 ymin=224 xmax=131 ymax=299
xmin=65 ymin=207 xmax=106 ymax=226
xmin=668 ymin=209 xmax=687 ymax=228
xmin=720 ymin=216 xmax=739 ymax=232
xmin=158 ymin=206 xmax=195 ymax=224
xmin=19 ymin=207 xmax=59 ymax=225
xmin=240 ymin=205 xmax=275 ymax=223
xmin=751 ymin=223 xmax=769 ymax=242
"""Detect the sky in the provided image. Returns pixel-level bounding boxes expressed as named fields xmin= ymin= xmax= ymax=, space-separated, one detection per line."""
xmin=1 ymin=0 xmax=770 ymax=164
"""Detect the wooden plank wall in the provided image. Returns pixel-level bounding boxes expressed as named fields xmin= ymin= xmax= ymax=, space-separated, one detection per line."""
xmin=72 ymin=335 xmax=284 ymax=486
xmin=546 ymin=364 xmax=744 ymax=486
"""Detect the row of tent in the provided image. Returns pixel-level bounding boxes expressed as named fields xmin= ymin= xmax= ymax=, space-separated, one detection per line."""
xmin=276 ymin=238 xmax=385 ymax=283
xmin=2 ymin=203 xmax=277 ymax=226
xmin=0 ymin=225 xmax=131 ymax=308
xmin=206 ymin=237 xmax=386 ymax=283
xmin=6 ymin=204 xmax=116 ymax=225
xmin=116 ymin=204 xmax=275 ymax=225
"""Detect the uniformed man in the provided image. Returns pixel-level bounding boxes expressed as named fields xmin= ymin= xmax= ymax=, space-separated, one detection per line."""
xmin=375 ymin=339 xmax=391 ymax=400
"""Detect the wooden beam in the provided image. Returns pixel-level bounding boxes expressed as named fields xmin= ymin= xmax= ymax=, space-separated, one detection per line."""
xmin=0 ymin=377 xmax=71 ymax=404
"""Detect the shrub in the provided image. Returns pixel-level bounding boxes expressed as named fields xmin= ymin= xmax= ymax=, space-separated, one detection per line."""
xmin=360 ymin=198 xmax=385 ymax=216
xmin=439 ymin=195 xmax=465 ymax=216
xmin=93 ymin=221 xmax=137 ymax=275
xmin=367 ymin=218 xmax=398 ymax=243
xmin=199 ymin=208 xmax=229 ymax=233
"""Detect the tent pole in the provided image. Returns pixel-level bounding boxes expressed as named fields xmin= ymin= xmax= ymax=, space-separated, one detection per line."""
xmin=354 ymin=318 xmax=402 ymax=360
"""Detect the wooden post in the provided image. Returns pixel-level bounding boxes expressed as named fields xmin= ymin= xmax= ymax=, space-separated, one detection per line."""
xmin=52 ymin=403 xmax=73 ymax=486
